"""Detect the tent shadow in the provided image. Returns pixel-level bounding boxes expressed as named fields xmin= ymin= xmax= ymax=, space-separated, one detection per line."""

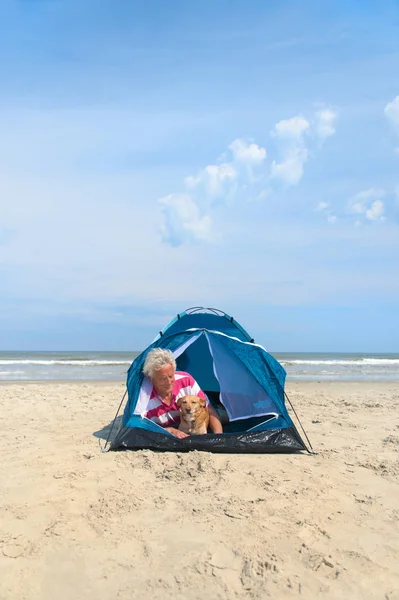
xmin=93 ymin=415 xmax=123 ymax=442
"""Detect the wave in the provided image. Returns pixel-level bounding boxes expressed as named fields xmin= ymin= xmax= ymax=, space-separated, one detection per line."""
xmin=1 ymin=358 xmax=398 ymax=368
xmin=0 ymin=360 xmax=131 ymax=366
xmin=282 ymin=358 xmax=399 ymax=366
xmin=0 ymin=370 xmax=25 ymax=375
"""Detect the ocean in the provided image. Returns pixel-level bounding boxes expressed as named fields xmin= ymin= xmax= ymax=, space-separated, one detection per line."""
xmin=0 ymin=351 xmax=398 ymax=382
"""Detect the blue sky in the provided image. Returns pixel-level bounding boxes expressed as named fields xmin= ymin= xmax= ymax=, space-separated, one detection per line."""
xmin=0 ymin=0 xmax=398 ymax=352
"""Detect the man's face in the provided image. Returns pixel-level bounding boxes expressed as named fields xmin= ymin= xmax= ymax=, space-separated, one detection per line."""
xmin=151 ymin=363 xmax=175 ymax=397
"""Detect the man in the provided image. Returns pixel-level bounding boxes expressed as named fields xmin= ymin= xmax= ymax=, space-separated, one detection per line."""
xmin=142 ymin=348 xmax=223 ymax=438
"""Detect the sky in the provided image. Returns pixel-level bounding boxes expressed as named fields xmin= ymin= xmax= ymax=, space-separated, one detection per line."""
xmin=0 ymin=0 xmax=399 ymax=352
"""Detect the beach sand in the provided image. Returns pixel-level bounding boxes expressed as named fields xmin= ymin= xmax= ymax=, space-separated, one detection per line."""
xmin=0 ymin=381 xmax=398 ymax=600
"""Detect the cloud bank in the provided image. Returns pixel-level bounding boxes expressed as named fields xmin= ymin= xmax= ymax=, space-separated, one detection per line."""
xmin=159 ymin=107 xmax=337 ymax=246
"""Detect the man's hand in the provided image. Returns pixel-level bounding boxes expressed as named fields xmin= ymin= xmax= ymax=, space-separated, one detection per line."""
xmin=165 ymin=427 xmax=189 ymax=439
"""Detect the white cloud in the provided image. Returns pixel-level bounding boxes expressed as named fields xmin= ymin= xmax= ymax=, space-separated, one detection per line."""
xmin=366 ymin=200 xmax=385 ymax=221
xmin=349 ymin=188 xmax=385 ymax=210
xmin=185 ymin=140 xmax=265 ymax=202
xmin=315 ymin=109 xmax=337 ymax=140
xmin=270 ymin=146 xmax=308 ymax=185
xmin=270 ymin=109 xmax=337 ymax=186
xmin=184 ymin=162 xmax=237 ymax=197
xmin=351 ymin=201 xmax=365 ymax=214
xmin=204 ymin=163 xmax=237 ymax=195
xmin=315 ymin=200 xmax=336 ymax=223
xmin=184 ymin=174 xmax=201 ymax=188
xmin=159 ymin=193 xmax=213 ymax=246
xmin=229 ymin=138 xmax=267 ymax=164
xmin=348 ymin=188 xmax=386 ymax=223
xmin=272 ymin=116 xmax=310 ymax=139
xmin=349 ymin=196 xmax=367 ymax=215
xmin=385 ymin=96 xmax=399 ymax=129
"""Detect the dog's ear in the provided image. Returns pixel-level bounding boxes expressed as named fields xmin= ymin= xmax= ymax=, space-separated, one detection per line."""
xmin=176 ymin=397 xmax=182 ymax=408
xmin=199 ymin=397 xmax=207 ymax=408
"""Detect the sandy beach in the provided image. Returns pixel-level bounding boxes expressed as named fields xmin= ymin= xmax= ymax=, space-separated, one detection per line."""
xmin=0 ymin=380 xmax=398 ymax=600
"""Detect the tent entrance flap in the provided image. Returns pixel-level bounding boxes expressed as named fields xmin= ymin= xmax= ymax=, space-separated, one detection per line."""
xmin=205 ymin=332 xmax=279 ymax=422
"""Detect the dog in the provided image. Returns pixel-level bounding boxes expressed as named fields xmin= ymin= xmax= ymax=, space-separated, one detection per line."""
xmin=177 ymin=395 xmax=209 ymax=435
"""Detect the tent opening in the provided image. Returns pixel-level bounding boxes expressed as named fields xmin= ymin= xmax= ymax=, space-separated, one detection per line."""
xmin=174 ymin=331 xmax=279 ymax=433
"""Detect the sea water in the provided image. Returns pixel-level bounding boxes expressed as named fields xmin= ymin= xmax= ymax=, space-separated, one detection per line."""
xmin=0 ymin=351 xmax=398 ymax=382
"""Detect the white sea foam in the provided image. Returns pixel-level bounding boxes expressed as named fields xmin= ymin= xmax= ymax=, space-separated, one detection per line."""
xmin=0 ymin=360 xmax=131 ymax=366
xmin=0 ymin=370 xmax=25 ymax=375
xmin=281 ymin=358 xmax=399 ymax=366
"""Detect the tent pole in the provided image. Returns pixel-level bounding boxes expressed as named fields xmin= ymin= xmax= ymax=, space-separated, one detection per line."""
xmin=99 ymin=389 xmax=128 ymax=453
xmin=284 ymin=391 xmax=316 ymax=454
xmin=264 ymin=360 xmax=314 ymax=454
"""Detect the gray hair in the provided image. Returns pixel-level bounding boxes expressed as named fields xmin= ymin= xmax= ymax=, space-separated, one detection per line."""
xmin=142 ymin=348 xmax=176 ymax=379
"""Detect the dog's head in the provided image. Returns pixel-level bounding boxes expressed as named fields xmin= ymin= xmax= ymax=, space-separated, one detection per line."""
xmin=177 ymin=395 xmax=207 ymax=417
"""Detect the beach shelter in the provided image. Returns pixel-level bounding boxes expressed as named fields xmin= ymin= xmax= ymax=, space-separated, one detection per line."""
xmin=109 ymin=307 xmax=308 ymax=453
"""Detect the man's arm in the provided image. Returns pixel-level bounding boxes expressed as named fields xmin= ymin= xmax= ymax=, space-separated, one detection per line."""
xmin=208 ymin=405 xmax=223 ymax=434
xmin=165 ymin=427 xmax=189 ymax=439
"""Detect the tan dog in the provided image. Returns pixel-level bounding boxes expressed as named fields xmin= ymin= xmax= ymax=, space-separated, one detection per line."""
xmin=177 ymin=395 xmax=209 ymax=435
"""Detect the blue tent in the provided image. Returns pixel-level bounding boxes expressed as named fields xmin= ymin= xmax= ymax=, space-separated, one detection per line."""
xmin=110 ymin=307 xmax=306 ymax=453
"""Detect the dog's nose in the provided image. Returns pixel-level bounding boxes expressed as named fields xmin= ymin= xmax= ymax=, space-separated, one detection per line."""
xmin=185 ymin=408 xmax=191 ymax=413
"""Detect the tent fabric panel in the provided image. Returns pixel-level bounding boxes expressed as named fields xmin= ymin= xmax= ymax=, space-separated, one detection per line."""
xmin=133 ymin=376 xmax=153 ymax=416
xmin=110 ymin=424 xmax=306 ymax=453
xmin=176 ymin=333 xmax=220 ymax=392
xmin=210 ymin=332 xmax=288 ymax=420
xmin=124 ymin=414 xmax=172 ymax=435
xmin=206 ymin=332 xmax=279 ymax=421
xmin=158 ymin=312 xmax=252 ymax=342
